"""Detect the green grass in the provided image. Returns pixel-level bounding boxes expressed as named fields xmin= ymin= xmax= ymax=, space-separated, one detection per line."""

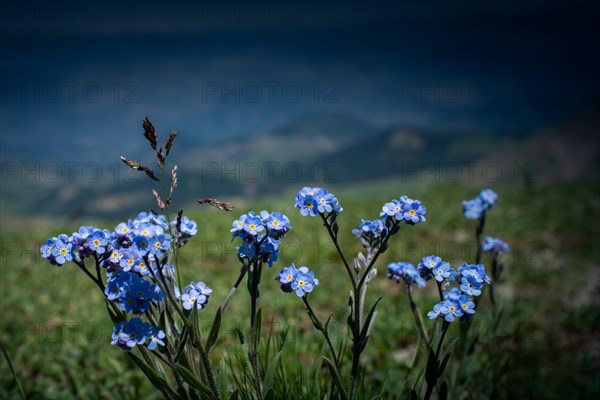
xmin=1 ymin=180 xmax=599 ymax=399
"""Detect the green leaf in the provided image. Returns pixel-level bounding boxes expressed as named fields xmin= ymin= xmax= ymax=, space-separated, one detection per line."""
xmin=228 ymin=389 xmax=239 ymax=400
xmin=216 ymin=357 xmax=228 ymax=400
xmin=347 ymin=291 xmax=355 ymax=341
xmin=358 ymin=297 xmax=382 ymax=353
xmin=253 ymin=307 xmax=262 ymax=348
xmin=322 ymin=356 xmax=348 ymax=400
xmin=425 ymin=347 xmax=438 ymax=386
xmin=206 ymin=306 xmax=222 ymax=351
xmin=127 ymin=352 xmax=169 ymax=395
xmin=175 ymin=364 xmax=213 ymax=396
xmin=438 ymin=352 xmax=450 ymax=377
xmin=235 ymin=328 xmax=246 ymax=345
xmin=264 ymin=351 xmax=282 ymax=391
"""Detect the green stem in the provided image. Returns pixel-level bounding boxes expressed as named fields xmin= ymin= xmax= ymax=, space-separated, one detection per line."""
xmin=320 ymin=213 xmax=357 ymax=289
xmin=249 ymin=259 xmax=263 ymax=399
xmin=407 ymin=285 xmax=429 ymax=343
xmin=0 ymin=338 xmax=26 ymax=400
xmin=302 ymin=296 xmax=341 ymax=372
xmin=475 ymin=214 xmax=486 ymax=265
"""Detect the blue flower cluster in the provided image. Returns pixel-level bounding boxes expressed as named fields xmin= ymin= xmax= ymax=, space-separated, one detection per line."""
xmin=231 ymin=210 xmax=291 ymax=267
xmin=177 ymin=281 xmax=213 ymax=311
xmin=427 ymin=288 xmax=475 ymax=322
xmin=380 ymin=195 xmax=426 ymax=225
xmin=352 ymin=219 xmax=387 ymax=242
xmin=40 ymin=234 xmax=74 ymax=266
xmin=418 ymin=255 xmax=457 ymax=283
xmin=295 ymin=187 xmax=342 ymax=217
xmin=105 ymin=270 xmax=164 ymax=314
xmin=171 ymin=216 xmax=198 ymax=248
xmin=462 ymin=188 xmax=498 ymax=219
xmin=41 ymin=211 xmax=202 ymax=351
xmin=387 ymin=262 xmax=426 ymax=288
xmin=277 ymin=263 xmax=319 ymax=297
xmin=111 ymin=318 xmax=165 ymax=350
xmin=483 ymin=236 xmax=510 ymax=254
xmin=422 ymin=258 xmax=491 ymax=322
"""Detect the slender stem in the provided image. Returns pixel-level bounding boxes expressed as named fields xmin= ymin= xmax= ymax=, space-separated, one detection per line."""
xmin=424 ymin=321 xmax=450 ymax=400
xmin=436 ymin=281 xmax=444 ymax=302
xmin=198 ymin=344 xmax=219 ymax=399
xmin=302 ymin=296 xmax=341 ymax=372
xmin=320 ymin=213 xmax=357 ymax=289
xmin=221 ymin=263 xmax=249 ymax=313
xmin=407 ymin=285 xmax=429 ymax=343
xmin=0 ymin=338 xmax=26 ymax=400
xmin=475 ymin=214 xmax=486 ymax=265
xmin=248 ymin=259 xmax=262 ymax=399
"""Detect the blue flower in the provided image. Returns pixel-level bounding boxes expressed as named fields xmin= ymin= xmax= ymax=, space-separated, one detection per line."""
xmin=458 ymin=262 xmax=491 ymax=284
xmin=387 ymin=262 xmax=426 ymax=288
xmin=439 ymin=299 xmax=464 ymax=322
xmin=48 ymin=236 xmax=74 ymax=265
xmin=483 ymin=237 xmax=510 ymax=254
xmin=352 ymin=219 xmax=387 ymax=242
xmin=432 ymin=262 xmax=456 ymax=283
xmin=380 ymin=199 xmax=403 ymax=219
xmin=278 ymin=264 xmax=299 ymax=292
xmin=400 ymin=196 xmax=426 ymax=224
xmin=171 ymin=216 xmax=198 ymax=247
xmin=132 ymin=235 xmax=151 ymax=256
xmin=295 ymin=187 xmax=342 ymax=216
xmin=462 ymin=197 xmax=484 ymax=219
xmin=86 ymin=229 xmax=108 ymax=255
xmin=457 ymin=295 xmax=475 ymax=315
xmin=460 ymin=275 xmax=483 ymax=296
xmin=111 ymin=318 xmax=164 ymax=351
xmin=443 ymin=287 xmax=462 ymax=302
xmin=417 ymin=255 xmax=443 ymax=280
xmin=267 ymin=212 xmax=291 ymax=234
xmin=179 ymin=281 xmax=212 ymax=310
xmin=260 ymin=236 xmax=280 ymax=267
xmin=428 ymin=302 xmax=443 ymax=319
xmin=111 ymin=318 xmax=147 ymax=350
xmin=148 ymin=233 xmax=171 ymax=257
xmin=243 ymin=215 xmax=265 ymax=236
xmin=479 ymin=189 xmax=498 ymax=210
xmin=144 ymin=325 xmax=166 ymax=350
xmin=291 ymin=267 xmax=319 ymax=297
xmin=114 ymin=222 xmax=133 ymax=237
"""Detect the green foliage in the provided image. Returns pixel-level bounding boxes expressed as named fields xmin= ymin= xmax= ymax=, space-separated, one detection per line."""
xmin=1 ymin=181 xmax=599 ymax=399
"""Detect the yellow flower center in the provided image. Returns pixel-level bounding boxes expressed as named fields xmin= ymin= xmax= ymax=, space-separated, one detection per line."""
xmin=249 ymin=223 xmax=256 ymax=230
xmin=306 ymin=203 xmax=313 ymax=209
xmin=462 ymin=304 xmax=468 ymax=310
xmin=127 ymin=259 xmax=134 ymax=265
xmin=287 ymin=274 xmax=293 ymax=281
xmin=449 ymin=306 xmax=455 ymax=312
xmin=409 ymin=209 xmax=416 ymax=216
xmin=237 ymin=221 xmax=243 ymax=228
xmin=154 ymin=242 xmax=162 ymax=249
xmin=139 ymin=262 xmax=146 ymax=269
xmin=60 ymin=248 xmax=68 ymax=255
xmin=273 ymin=220 xmax=280 ymax=226
xmin=93 ymin=239 xmax=100 ymax=246
xmin=298 ymin=280 xmax=305 ymax=287
xmin=141 ymin=229 xmax=150 ymax=236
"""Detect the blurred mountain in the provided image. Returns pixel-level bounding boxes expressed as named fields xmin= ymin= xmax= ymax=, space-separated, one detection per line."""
xmin=172 ymin=113 xmax=375 ymax=167
xmin=2 ymin=105 xmax=598 ymax=224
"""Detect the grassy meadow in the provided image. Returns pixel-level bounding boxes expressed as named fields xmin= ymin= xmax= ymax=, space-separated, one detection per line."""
xmin=1 ymin=180 xmax=599 ymax=399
